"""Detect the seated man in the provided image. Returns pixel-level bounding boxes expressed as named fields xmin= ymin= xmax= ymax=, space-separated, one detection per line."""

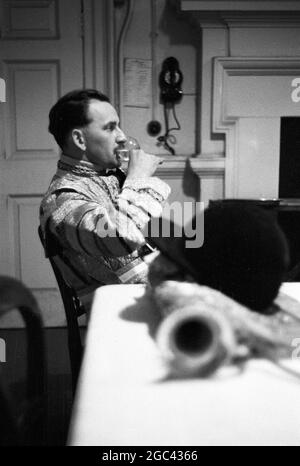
xmin=40 ymin=89 xmax=170 ymax=307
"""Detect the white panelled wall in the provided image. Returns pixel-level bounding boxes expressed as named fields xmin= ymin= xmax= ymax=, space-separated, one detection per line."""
xmin=181 ymin=0 xmax=300 ymax=197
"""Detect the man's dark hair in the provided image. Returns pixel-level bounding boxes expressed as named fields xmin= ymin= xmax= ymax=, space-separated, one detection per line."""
xmin=48 ymin=89 xmax=110 ymax=149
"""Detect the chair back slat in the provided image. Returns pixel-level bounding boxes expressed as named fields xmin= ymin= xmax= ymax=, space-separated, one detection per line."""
xmin=38 ymin=226 xmax=83 ymax=392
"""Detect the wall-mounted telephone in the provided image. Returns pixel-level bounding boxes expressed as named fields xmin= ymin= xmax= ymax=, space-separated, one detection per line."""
xmin=159 ymin=57 xmax=183 ymax=104
xmin=156 ymin=57 xmax=183 ymax=155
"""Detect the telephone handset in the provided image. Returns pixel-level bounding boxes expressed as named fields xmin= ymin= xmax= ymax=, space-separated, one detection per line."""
xmin=159 ymin=57 xmax=183 ymax=104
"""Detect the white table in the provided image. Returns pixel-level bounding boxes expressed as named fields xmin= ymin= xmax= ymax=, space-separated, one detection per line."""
xmin=68 ymin=283 xmax=300 ymax=446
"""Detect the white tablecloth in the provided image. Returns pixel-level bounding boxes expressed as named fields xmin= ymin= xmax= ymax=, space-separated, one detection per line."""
xmin=68 ymin=283 xmax=300 ymax=446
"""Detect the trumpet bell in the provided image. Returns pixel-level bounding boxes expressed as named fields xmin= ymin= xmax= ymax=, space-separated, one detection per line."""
xmin=156 ymin=305 xmax=238 ymax=377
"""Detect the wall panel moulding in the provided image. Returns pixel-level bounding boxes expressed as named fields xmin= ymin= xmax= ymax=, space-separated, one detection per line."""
xmin=180 ymin=1 xmax=300 ymax=12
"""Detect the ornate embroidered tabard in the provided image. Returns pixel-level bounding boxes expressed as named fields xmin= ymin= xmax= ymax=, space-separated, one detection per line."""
xmin=40 ymin=154 xmax=171 ymax=309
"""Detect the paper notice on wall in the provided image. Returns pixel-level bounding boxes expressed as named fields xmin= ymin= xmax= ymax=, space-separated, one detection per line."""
xmin=123 ymin=58 xmax=152 ymax=108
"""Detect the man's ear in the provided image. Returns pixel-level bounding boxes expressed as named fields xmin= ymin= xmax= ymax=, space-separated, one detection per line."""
xmin=71 ymin=129 xmax=86 ymax=150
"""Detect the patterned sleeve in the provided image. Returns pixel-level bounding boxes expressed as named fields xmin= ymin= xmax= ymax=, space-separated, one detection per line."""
xmin=45 ymin=176 xmax=171 ymax=258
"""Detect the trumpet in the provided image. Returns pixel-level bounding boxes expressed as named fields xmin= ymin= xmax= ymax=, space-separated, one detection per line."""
xmin=156 ymin=305 xmax=238 ymax=377
xmin=153 ymin=281 xmax=300 ymax=378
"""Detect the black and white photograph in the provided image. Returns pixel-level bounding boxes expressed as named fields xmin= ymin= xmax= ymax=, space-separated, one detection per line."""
xmin=1 ymin=0 xmax=300 ymax=448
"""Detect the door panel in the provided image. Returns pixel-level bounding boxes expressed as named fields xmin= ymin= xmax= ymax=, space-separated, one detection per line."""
xmin=0 ymin=0 xmax=83 ymax=326
xmin=4 ymin=61 xmax=58 ymax=159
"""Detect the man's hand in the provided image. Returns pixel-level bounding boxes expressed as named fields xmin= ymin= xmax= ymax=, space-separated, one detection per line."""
xmin=126 ymin=150 xmax=163 ymax=179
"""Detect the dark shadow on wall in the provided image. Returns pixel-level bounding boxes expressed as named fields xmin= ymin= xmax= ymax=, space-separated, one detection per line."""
xmin=182 ymin=157 xmax=200 ymax=201
xmin=157 ymin=1 xmax=205 ymax=155
xmin=159 ymin=0 xmax=225 ymax=152
xmin=158 ymin=0 xmax=199 ymax=46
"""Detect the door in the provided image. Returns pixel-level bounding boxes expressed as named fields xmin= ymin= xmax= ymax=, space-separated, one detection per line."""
xmin=0 ymin=0 xmax=83 ymax=326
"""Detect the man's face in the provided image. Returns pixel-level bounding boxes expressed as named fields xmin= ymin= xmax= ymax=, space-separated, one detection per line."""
xmin=82 ymin=99 xmax=126 ymax=168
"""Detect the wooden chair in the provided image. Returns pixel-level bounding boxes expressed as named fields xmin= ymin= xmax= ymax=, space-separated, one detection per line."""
xmin=0 ymin=276 xmax=46 ymax=446
xmin=38 ymin=226 xmax=84 ymax=392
